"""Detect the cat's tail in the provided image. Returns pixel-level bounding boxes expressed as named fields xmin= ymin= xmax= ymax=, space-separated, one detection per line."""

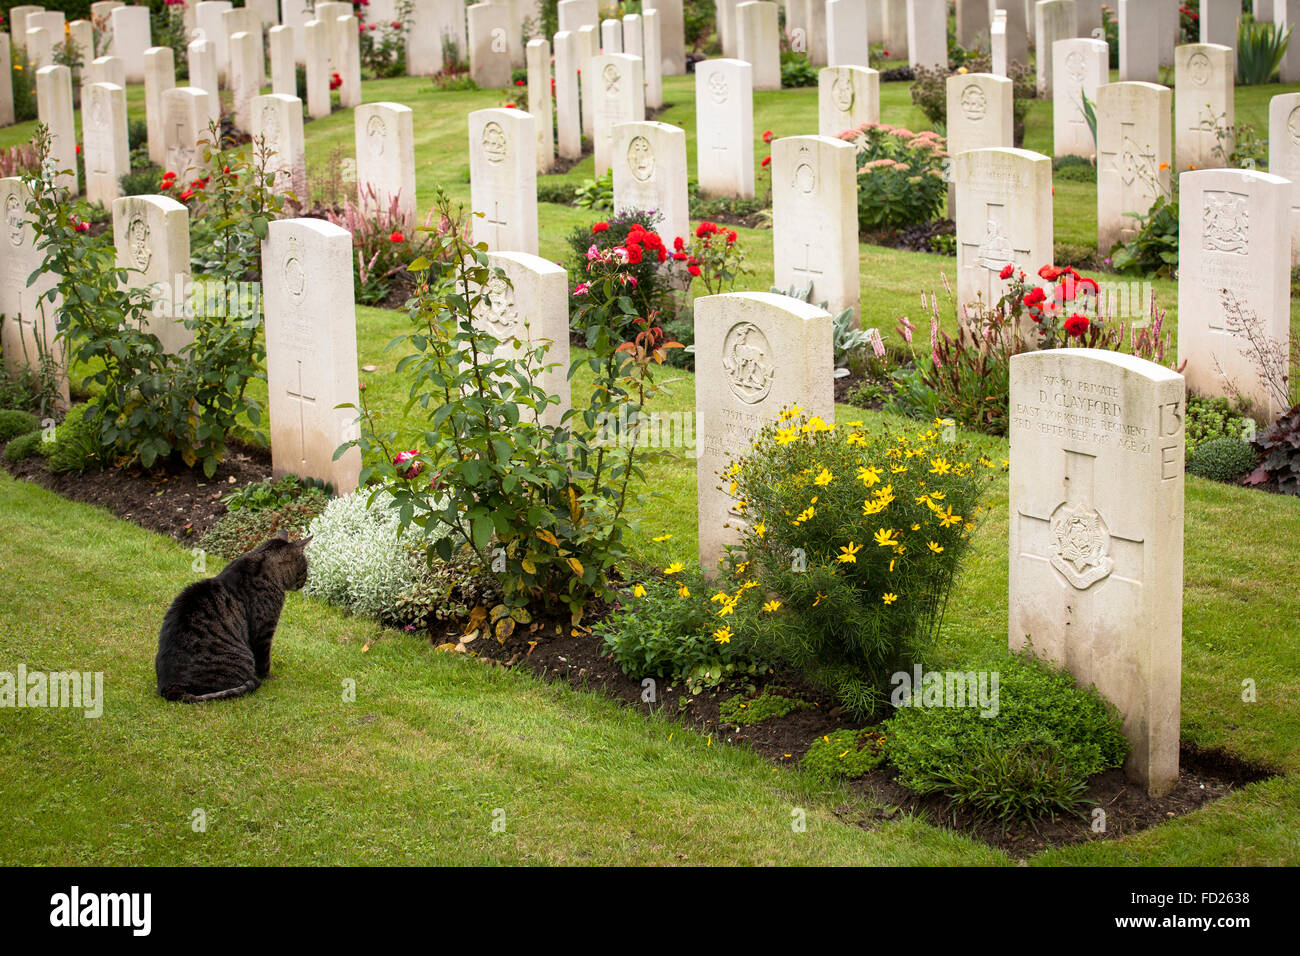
xmin=163 ymin=678 xmax=261 ymax=703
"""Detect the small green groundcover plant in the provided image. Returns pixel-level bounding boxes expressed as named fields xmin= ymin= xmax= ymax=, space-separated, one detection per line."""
xmin=200 ymin=480 xmax=331 ymax=559
xmin=884 ymin=649 xmax=1129 ymax=823
xmin=1186 ymin=394 xmax=1254 ymax=461
xmin=800 ymin=728 xmax=887 ymax=782
xmin=718 ymin=685 xmax=813 ymax=725
xmin=0 ymin=409 xmax=40 ymax=444
xmin=1187 ymin=436 xmax=1258 ymax=483
xmin=4 ymin=429 xmax=48 ymax=463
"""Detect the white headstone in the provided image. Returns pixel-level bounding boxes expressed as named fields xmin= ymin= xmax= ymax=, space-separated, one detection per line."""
xmin=717 ymin=0 xmax=738 ymax=57
xmin=558 ymin=0 xmax=599 ymax=34
xmin=9 ymin=7 xmax=44 ymax=55
xmin=161 ymin=86 xmax=215 ymax=182
xmin=644 ymin=0 xmax=685 ymax=74
xmin=907 ymin=0 xmax=947 ymax=69
xmin=612 ymin=120 xmax=690 ymax=244
xmin=526 ymin=37 xmax=554 ymax=173
xmin=592 ymin=52 xmax=645 ymax=177
xmin=804 ymin=0 xmax=829 ymax=64
xmin=991 ymin=0 xmax=1026 ymax=67
xmin=35 ymin=64 xmax=77 ymax=194
xmin=1200 ymin=0 xmax=1241 ymax=48
xmin=475 ymin=251 xmax=571 ymax=429
xmin=108 ymin=5 xmax=150 ymax=82
xmin=1118 ymin=0 xmax=1159 ymax=82
xmin=407 ymin=0 xmax=469 ymax=75
xmin=957 ymin=0 xmax=991 ymax=49
xmin=554 ymin=31 xmax=582 ymax=160
xmin=304 ymin=19 xmax=331 ymax=119
xmin=600 ymin=17 xmax=623 ymax=53
xmin=1177 ymin=168 xmax=1292 ymax=420
xmin=83 ymin=81 xmax=128 ymax=206
xmin=228 ymin=31 xmax=262 ymax=133
xmin=269 ymin=24 xmax=295 ymax=96
xmin=334 ymin=14 xmax=361 ymax=108
xmin=1268 ymin=92 xmax=1300 ymax=266
xmin=355 ymin=101 xmax=417 ymax=222
xmin=736 ymin=2 xmax=781 ymax=90
xmin=1034 ymin=0 xmax=1077 ymax=97
xmin=222 ymin=5 xmax=263 ymax=85
xmin=945 ymin=72 xmax=1014 ymax=155
xmin=195 ymin=1 xmax=233 ymax=77
xmin=143 ymin=46 xmax=176 ymax=167
xmin=113 ymin=193 xmax=192 ymax=354
xmin=622 ymin=12 xmax=643 ymax=59
xmin=818 ymin=65 xmax=881 ymax=137
xmin=991 ymin=8 xmax=1008 ymax=76
xmin=1281 ymin=0 xmax=1300 ymax=82
xmin=695 ymin=291 xmax=834 ymax=570
xmin=468 ymin=1 xmax=513 ymax=87
xmin=253 ymin=92 xmax=306 ymax=198
xmin=280 ymin=0 xmax=311 ymax=64
xmin=771 ymin=134 xmax=860 ymax=320
xmin=0 ymin=35 xmax=12 ymax=127
xmin=469 ymin=107 xmax=539 ymax=254
xmin=1175 ymin=43 xmax=1233 ymax=171
xmin=577 ymin=23 xmax=599 ymax=139
xmin=643 ymin=8 xmax=664 ymax=108
xmin=25 ymin=27 xmax=53 ymax=71
xmin=695 ymin=58 xmax=753 ymax=198
xmin=87 ymin=54 xmax=125 ymax=89
xmin=954 ymin=147 xmax=1053 ymax=320
xmin=1053 ymin=38 xmax=1108 ymax=158
xmin=1096 ymin=81 xmax=1171 ymax=253
xmin=1008 ymin=348 xmax=1185 ymax=797
xmin=67 ymin=19 xmax=94 ymax=74
xmin=0 ymin=176 xmax=67 ymax=404
xmin=826 ymin=0 xmax=871 ymax=68
xmin=187 ymin=37 xmax=221 ymax=126
xmin=263 ymin=218 xmax=362 ymax=494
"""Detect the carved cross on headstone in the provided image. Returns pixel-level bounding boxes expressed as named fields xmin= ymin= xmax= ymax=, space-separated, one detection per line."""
xmin=1015 ymin=447 xmax=1147 ymax=687
xmin=791 ymin=240 xmax=824 ymax=282
xmin=284 ymin=358 xmax=316 ymax=465
xmin=486 ymin=200 xmax=509 ymax=231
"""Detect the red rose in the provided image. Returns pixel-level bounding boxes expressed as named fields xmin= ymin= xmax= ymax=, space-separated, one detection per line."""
xmin=1037 ymin=264 xmax=1061 ymax=281
xmin=592 ymin=222 xmax=609 ymax=233
xmin=726 ymin=230 xmax=737 ymax=245
xmin=389 ymin=230 xmax=404 ymax=242
xmin=515 ymin=79 xmax=525 ymax=86
xmin=761 ymin=155 xmax=771 ymax=167
xmin=687 ymin=263 xmax=701 ymax=277
xmin=625 ymin=242 xmax=643 ymax=264
xmin=672 ymin=251 xmax=687 ymax=261
xmin=1023 ymin=287 xmax=1046 ymax=307
xmin=673 ymin=236 xmax=684 ymax=252
xmin=1064 ymin=313 xmax=1090 ymax=338
xmin=1076 ymin=276 xmax=1100 ymax=296
xmin=762 ymin=130 xmax=773 ymax=144
xmin=999 ymin=264 xmax=1014 ymax=280
xmin=695 ymin=221 xmax=717 ymax=238
xmin=179 ymin=189 xmax=194 ymax=201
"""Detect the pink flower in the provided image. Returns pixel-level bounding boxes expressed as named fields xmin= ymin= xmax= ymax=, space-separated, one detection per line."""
xmin=393 ymin=450 xmax=423 ymax=478
xmin=572 ymin=282 xmax=589 ymax=296
xmin=585 ymin=243 xmax=601 ymax=262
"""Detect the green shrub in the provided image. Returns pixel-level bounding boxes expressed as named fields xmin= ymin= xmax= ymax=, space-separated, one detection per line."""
xmin=1109 ymin=195 xmax=1178 ymax=274
xmin=1186 ymin=395 xmax=1254 ymax=460
xmin=45 ymin=404 xmax=107 ymax=474
xmin=726 ymin=414 xmax=1003 ymax=718
xmin=719 ymin=686 xmax=812 ymax=725
xmin=573 ymin=168 xmax=613 ymax=210
xmin=119 ymin=163 xmax=164 ymax=199
xmin=910 ymin=59 xmax=1034 ymax=145
xmin=199 ymin=498 xmax=330 ymax=560
xmin=3 ymin=430 xmax=48 ymax=463
xmin=780 ymin=52 xmax=818 ymax=88
xmin=884 ymin=649 xmax=1129 ymax=823
xmin=801 ymin=728 xmax=887 ymax=782
xmin=537 ymin=181 xmax=579 ymax=205
xmin=127 ymin=118 xmax=148 ymax=153
xmin=1053 ymin=162 xmax=1095 ymax=183
xmin=0 ymin=409 xmax=40 ymax=443
xmin=223 ymin=475 xmax=330 ymax=513
xmin=565 ymin=210 xmax=679 ymax=341
xmin=1245 ymin=402 xmax=1300 ymax=495
xmin=843 ymin=122 xmax=948 ymax=234
xmin=1188 ymin=436 xmax=1258 ymax=482
xmin=598 ymin=568 xmax=763 ymax=692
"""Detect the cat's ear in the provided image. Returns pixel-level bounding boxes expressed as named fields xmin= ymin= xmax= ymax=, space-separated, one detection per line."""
xmin=296 ymin=535 xmax=313 ymax=548
xmin=273 ymin=529 xmax=290 ymax=542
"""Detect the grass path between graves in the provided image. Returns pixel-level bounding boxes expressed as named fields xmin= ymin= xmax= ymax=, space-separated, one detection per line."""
xmin=3 ymin=383 xmax=1300 ymax=863
xmin=5 ymin=71 xmax=1300 ymax=393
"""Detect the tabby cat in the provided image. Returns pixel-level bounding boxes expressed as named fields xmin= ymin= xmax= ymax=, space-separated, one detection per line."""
xmin=156 ymin=531 xmax=311 ymax=702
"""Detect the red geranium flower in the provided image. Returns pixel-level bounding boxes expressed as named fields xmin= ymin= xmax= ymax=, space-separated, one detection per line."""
xmin=999 ymin=263 xmax=1015 ymax=280
xmin=389 ymin=230 xmax=404 ymax=243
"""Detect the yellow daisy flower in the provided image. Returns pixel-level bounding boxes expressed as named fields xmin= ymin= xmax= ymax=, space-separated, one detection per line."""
xmin=882 ymin=593 xmax=898 ymax=605
xmin=714 ymin=626 xmax=733 ymax=644
xmin=838 ymin=541 xmax=862 ymax=563
xmin=663 ymin=561 xmax=685 ymax=575
xmin=762 ymin=600 xmax=781 ymax=613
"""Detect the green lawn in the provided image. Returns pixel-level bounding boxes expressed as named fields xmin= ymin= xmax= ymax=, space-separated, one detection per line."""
xmin=3 ymin=64 xmax=1300 ymax=866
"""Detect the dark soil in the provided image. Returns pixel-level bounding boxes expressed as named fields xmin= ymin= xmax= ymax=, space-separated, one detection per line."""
xmin=1 ymin=438 xmax=273 ymax=545
xmin=889 ymin=218 xmax=955 ymax=255
xmin=453 ymin=609 xmax=1279 ymax=859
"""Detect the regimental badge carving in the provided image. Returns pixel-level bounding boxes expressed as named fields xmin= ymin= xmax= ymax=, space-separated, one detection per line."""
xmin=721 ymin=322 xmax=776 ymax=405
xmin=482 ymin=273 xmax=518 ymax=338
xmin=127 ymin=215 xmax=152 ymax=271
xmin=1288 ymin=105 xmax=1300 ymax=146
xmin=1065 ymin=50 xmax=1086 ymax=84
xmin=793 ymin=160 xmax=816 ymax=195
xmin=1048 ymin=502 xmax=1114 ymax=589
xmin=482 ymin=121 xmax=508 ymax=163
xmin=960 ymin=84 xmax=987 ymax=122
xmin=284 ymin=235 xmax=306 ymax=302
xmin=88 ymin=92 xmax=108 ymax=131
xmin=603 ymin=63 xmax=622 ymax=95
xmin=831 ymin=72 xmax=854 ymax=112
xmin=708 ymin=71 xmax=728 ymax=104
xmin=1188 ymin=51 xmax=1211 ymax=86
xmin=975 ymin=219 xmax=1014 ymax=273
xmin=627 ymin=135 xmax=654 ymax=182
xmin=5 ymin=193 xmax=22 ymax=247
xmin=1201 ymin=191 xmax=1249 ymax=255
xmin=366 ymin=113 xmax=386 ymax=158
